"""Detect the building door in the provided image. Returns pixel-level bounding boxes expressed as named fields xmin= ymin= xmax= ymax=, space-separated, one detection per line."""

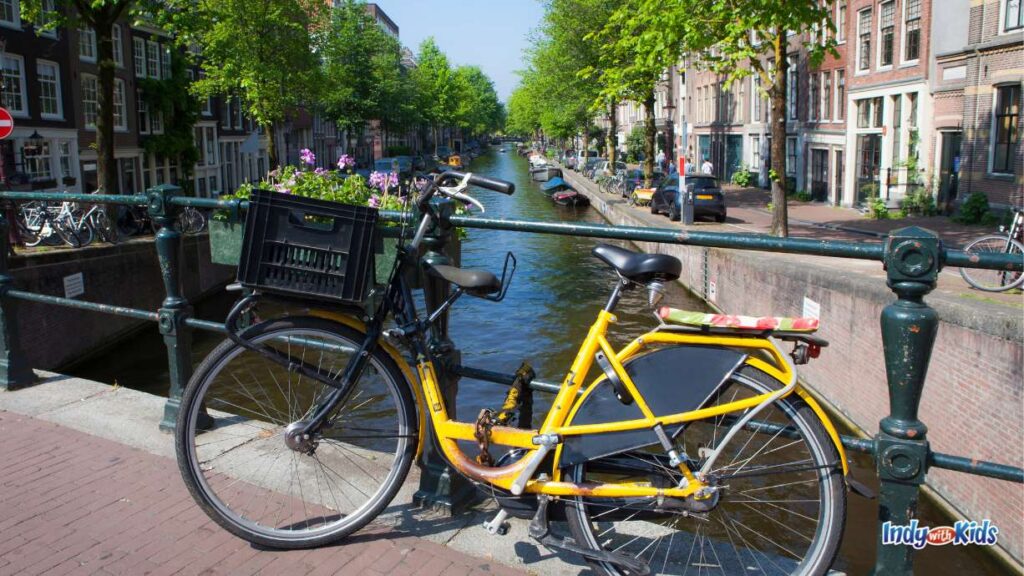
xmin=938 ymin=131 xmax=962 ymax=213
xmin=697 ymin=135 xmax=711 ymax=173
xmin=834 ymin=150 xmax=844 ymax=205
xmin=811 ymin=149 xmax=829 ymax=202
xmin=855 ymin=134 xmax=882 ymax=205
xmin=725 ymin=135 xmax=743 ymax=182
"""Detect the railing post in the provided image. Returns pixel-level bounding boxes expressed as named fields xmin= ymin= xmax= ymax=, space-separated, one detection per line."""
xmin=413 ymin=198 xmax=471 ymax=513
xmin=148 ymin=185 xmax=196 ymax=432
xmin=0 ymin=214 xmax=35 ymax=390
xmin=874 ymin=226 xmax=941 ymax=575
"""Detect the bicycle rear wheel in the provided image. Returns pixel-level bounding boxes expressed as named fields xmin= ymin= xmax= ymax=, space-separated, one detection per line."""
xmin=565 ymin=366 xmax=846 ymax=576
xmin=959 ymin=235 xmax=1024 ymax=292
xmin=176 ymin=316 xmax=418 ymax=549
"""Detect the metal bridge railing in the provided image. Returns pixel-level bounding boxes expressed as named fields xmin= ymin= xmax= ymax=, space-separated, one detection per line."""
xmin=0 ymin=184 xmax=1021 ymax=575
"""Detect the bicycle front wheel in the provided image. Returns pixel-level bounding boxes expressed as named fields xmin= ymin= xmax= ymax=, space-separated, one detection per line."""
xmin=565 ymin=366 xmax=846 ymax=576
xmin=176 ymin=316 xmax=418 ymax=549
xmin=959 ymin=235 xmax=1024 ymax=292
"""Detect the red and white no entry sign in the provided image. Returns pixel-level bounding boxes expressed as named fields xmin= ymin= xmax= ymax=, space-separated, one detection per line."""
xmin=0 ymin=107 xmax=13 ymax=140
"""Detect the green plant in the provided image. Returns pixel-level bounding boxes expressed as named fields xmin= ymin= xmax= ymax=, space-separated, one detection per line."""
xmin=953 ymin=192 xmax=992 ymax=225
xmin=868 ymin=196 xmax=889 ymax=220
xmin=900 ymin=190 xmax=938 ymax=217
xmin=793 ymin=190 xmax=812 ymax=202
xmin=625 ymin=125 xmax=646 ymax=163
xmin=766 ymin=202 xmax=774 ymax=212
xmin=730 ymin=166 xmax=752 ymax=187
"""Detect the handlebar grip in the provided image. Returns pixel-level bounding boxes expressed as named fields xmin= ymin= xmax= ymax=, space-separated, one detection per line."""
xmin=447 ymin=171 xmax=515 ymax=195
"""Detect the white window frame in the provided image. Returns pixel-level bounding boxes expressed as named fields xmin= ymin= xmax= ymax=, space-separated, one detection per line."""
xmin=787 ymin=55 xmax=798 ymax=121
xmin=137 ymin=91 xmax=150 ymax=135
xmin=161 ymin=48 xmax=171 ymax=80
xmin=37 ymin=60 xmax=63 ymax=120
xmin=836 ymin=0 xmax=847 ymax=44
xmin=856 ymin=8 xmax=872 ymax=74
xmin=113 ymin=78 xmax=127 ymax=131
xmin=877 ymin=0 xmax=895 ymax=71
xmin=0 ymin=0 xmax=19 ymax=30
xmin=750 ymin=76 xmax=761 ymax=123
xmin=35 ymin=0 xmax=57 ymax=38
xmin=82 ymin=74 xmax=98 ymax=129
xmin=834 ymin=69 xmax=846 ymax=122
xmin=901 ymin=0 xmax=922 ymax=65
xmin=1000 ymin=0 xmax=1023 ymax=34
xmin=821 ymin=71 xmax=831 ymax=122
xmin=1 ymin=53 xmax=28 ymax=117
xmin=79 ymin=27 xmax=97 ymax=63
xmin=133 ymin=37 xmax=146 ymax=78
xmin=989 ymin=83 xmax=1021 ymax=175
xmin=146 ymin=40 xmax=160 ymax=79
xmin=751 ymin=134 xmax=761 ymax=169
xmin=786 ymin=136 xmax=797 ymax=175
xmin=111 ymin=24 xmax=124 ymax=67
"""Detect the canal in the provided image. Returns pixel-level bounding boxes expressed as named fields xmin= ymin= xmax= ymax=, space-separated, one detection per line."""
xmin=68 ymin=149 xmax=1008 ymax=575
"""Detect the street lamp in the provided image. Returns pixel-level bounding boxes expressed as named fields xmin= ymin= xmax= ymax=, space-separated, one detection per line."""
xmin=662 ymin=102 xmax=676 ymax=171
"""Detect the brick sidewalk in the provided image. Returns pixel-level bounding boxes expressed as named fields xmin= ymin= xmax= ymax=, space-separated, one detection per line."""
xmin=0 ymin=411 xmax=525 ymax=576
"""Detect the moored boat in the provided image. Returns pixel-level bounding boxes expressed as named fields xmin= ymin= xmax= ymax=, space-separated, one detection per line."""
xmin=552 ymin=189 xmax=590 ymax=207
xmin=540 ymin=177 xmax=571 ymax=195
xmin=531 ymin=166 xmax=563 ymax=182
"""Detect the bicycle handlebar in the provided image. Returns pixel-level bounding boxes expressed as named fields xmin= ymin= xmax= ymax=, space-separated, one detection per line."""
xmin=445 ymin=171 xmax=516 ymax=195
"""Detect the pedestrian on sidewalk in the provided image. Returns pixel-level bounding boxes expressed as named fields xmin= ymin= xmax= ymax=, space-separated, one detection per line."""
xmin=701 ymin=157 xmax=713 ymax=175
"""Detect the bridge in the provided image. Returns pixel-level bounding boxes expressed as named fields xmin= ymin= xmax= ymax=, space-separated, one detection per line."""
xmin=0 ymin=183 xmax=1020 ymax=575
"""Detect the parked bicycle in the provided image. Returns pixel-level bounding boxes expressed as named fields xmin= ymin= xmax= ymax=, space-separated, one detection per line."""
xmin=959 ymin=207 xmax=1024 ymax=292
xmin=175 ymin=171 xmax=862 ymax=575
xmin=176 ymin=206 xmax=207 ymax=235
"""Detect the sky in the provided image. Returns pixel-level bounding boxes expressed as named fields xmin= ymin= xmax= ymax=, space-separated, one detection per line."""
xmin=373 ymin=1 xmax=544 ymax=103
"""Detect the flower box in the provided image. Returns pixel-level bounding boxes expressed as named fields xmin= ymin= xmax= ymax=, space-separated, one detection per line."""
xmin=208 ymin=219 xmax=244 ymax=266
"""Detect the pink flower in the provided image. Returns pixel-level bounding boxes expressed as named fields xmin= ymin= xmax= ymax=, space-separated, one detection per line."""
xmin=337 ymin=154 xmax=355 ymax=170
xmin=368 ymin=194 xmax=381 ymax=208
xmin=314 ymin=167 xmax=327 ymax=176
xmin=300 ymin=148 xmax=316 ymax=166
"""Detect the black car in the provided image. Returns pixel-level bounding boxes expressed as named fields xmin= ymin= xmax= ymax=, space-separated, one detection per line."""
xmin=650 ymin=174 xmax=727 ymax=222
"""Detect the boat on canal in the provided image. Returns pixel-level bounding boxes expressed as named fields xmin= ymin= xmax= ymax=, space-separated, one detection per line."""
xmin=531 ymin=166 xmax=562 ymax=182
xmin=551 ymin=189 xmax=590 ymax=208
xmin=540 ymin=176 xmax=571 ymax=195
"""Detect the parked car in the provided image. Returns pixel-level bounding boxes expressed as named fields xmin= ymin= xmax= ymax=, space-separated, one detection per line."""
xmin=582 ymin=157 xmax=605 ymax=179
xmin=573 ymin=150 xmax=601 ymax=170
xmin=596 ymin=161 xmax=628 ymax=178
xmin=650 ymin=174 xmax=727 ymax=222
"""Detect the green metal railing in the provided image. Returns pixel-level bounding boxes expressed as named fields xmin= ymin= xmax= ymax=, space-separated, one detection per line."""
xmin=0 ymin=184 xmax=1021 ymax=575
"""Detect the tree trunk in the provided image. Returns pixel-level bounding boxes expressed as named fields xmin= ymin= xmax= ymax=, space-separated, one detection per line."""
xmin=94 ymin=19 xmax=117 ymax=194
xmin=266 ymin=122 xmax=279 ymax=170
xmin=581 ymin=123 xmax=590 ymax=164
xmin=607 ymin=100 xmax=618 ymax=167
xmin=769 ymin=30 xmax=789 ymax=237
xmin=643 ymin=91 xmax=656 ymax=187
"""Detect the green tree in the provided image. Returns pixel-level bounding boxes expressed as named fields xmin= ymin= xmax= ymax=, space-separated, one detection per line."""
xmin=625 ymin=125 xmax=646 ymax=163
xmin=453 ymin=65 xmax=502 ymax=138
xmin=21 ymin=0 xmax=137 ymax=194
xmin=412 ymin=38 xmax=457 ymax=153
xmin=607 ymin=0 xmax=836 ymax=236
xmin=137 ymin=52 xmax=201 ymax=193
xmin=160 ymin=0 xmax=321 ymax=168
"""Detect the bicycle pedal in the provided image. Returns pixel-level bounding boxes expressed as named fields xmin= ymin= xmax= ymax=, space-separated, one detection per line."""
xmin=483 ymin=508 xmax=510 ymax=536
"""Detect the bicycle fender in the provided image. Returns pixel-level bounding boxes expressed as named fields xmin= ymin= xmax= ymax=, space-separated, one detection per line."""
xmin=311 ymin=310 xmax=427 ymax=462
xmin=794 ymin=385 xmax=850 ymax=476
xmin=558 ymin=345 xmax=747 ymax=469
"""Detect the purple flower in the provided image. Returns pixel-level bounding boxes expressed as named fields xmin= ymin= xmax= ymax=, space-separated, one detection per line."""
xmin=314 ymin=167 xmax=328 ymax=176
xmin=337 ymin=154 xmax=355 ymax=170
xmin=369 ymin=170 xmax=397 ymax=192
xmin=273 ymin=183 xmax=292 ymax=194
xmin=368 ymin=194 xmax=381 ymax=208
xmin=300 ymin=148 xmax=316 ymax=166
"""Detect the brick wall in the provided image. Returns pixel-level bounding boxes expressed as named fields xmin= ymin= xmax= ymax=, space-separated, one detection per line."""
xmin=8 ymin=235 xmax=234 ymax=370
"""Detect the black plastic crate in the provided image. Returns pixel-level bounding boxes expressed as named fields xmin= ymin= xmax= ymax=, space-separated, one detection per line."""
xmin=237 ymin=189 xmax=379 ymax=304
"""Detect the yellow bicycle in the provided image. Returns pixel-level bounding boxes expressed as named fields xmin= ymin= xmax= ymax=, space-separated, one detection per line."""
xmin=176 ymin=171 xmax=857 ymax=575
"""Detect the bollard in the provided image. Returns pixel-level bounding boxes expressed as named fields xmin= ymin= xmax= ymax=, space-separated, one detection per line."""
xmin=148 ymin=185 xmax=199 ymax=432
xmin=873 ymin=226 xmax=942 ymax=575
xmin=0 ymin=215 xmax=35 ymax=390
xmin=413 ymin=198 xmax=472 ymax=513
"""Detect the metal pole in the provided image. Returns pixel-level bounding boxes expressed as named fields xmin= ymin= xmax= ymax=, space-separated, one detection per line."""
xmin=0 ymin=215 xmax=35 ymax=390
xmin=148 ymin=185 xmax=201 ymax=432
xmin=873 ymin=226 xmax=941 ymax=574
xmin=413 ymin=198 xmax=471 ymax=513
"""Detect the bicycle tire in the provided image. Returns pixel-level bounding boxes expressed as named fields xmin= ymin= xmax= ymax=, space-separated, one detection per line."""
xmin=565 ymin=365 xmax=846 ymax=576
xmin=959 ymin=235 xmax=1024 ymax=292
xmin=176 ymin=316 xmax=418 ymax=549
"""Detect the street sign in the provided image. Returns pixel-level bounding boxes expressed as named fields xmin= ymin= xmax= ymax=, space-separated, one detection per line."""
xmin=0 ymin=107 xmax=13 ymax=140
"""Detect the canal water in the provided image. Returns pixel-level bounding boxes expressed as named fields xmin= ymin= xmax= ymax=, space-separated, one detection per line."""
xmin=69 ymin=149 xmax=1008 ymax=575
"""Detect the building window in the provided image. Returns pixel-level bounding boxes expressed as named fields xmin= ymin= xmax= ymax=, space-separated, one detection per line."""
xmin=146 ymin=40 xmax=160 ymax=79
xmin=112 ymin=24 xmax=123 ymax=67
xmin=133 ymin=37 xmax=145 ymax=77
xmin=151 ymin=110 xmax=163 ymax=134
xmin=137 ymin=92 xmax=150 ymax=135
xmin=809 ymin=73 xmax=819 ymax=121
xmin=787 ymin=56 xmax=798 ymax=121
xmin=751 ymin=76 xmax=762 ymax=122
xmin=221 ymin=98 xmax=232 ymax=129
xmin=904 ymin=0 xmax=921 ymax=61
xmin=195 ymin=128 xmax=204 ymax=166
xmin=206 ymin=127 xmax=216 ymax=165
xmin=23 ymin=141 xmax=52 ymax=181
xmin=37 ymin=60 xmax=62 ymax=119
xmin=993 ymin=85 xmax=1020 ymax=174
xmin=836 ymin=70 xmax=846 ymax=120
xmin=161 ymin=48 xmax=171 ymax=80
xmin=82 ymin=74 xmax=98 ymax=128
xmin=837 ymin=1 xmax=847 ymax=43
xmin=58 ymin=141 xmax=72 ymax=178
xmin=891 ymin=95 xmax=902 ymax=165
xmin=879 ymin=1 xmax=895 ymax=67
xmin=822 ymin=71 xmax=832 ymax=121
xmin=857 ymin=9 xmax=872 ymax=71
xmin=751 ymin=134 xmax=761 ymax=169
xmin=113 ymin=79 xmax=127 ymax=131
xmin=1 ymin=54 xmax=27 ymax=116
xmin=34 ymin=0 xmax=56 ymax=37
xmin=786 ymin=137 xmax=797 ymax=175
xmin=1006 ymin=0 xmax=1023 ymax=31
xmin=79 ymin=27 xmax=97 ymax=62
xmin=908 ymin=92 xmax=919 ymax=160
xmin=0 ymin=0 xmax=19 ymax=28
xmin=233 ymin=97 xmax=243 ymax=129
xmin=857 ymin=97 xmax=883 ymax=129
